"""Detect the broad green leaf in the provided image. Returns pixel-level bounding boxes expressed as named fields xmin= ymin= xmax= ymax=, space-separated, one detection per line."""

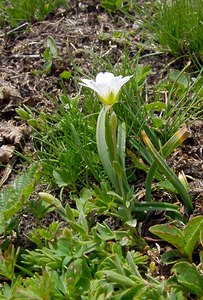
xmin=172 ymin=261 xmax=203 ymax=297
xmin=53 ymin=169 xmax=70 ymax=187
xmin=47 ymin=36 xmax=58 ymax=58
xmin=43 ymin=47 xmax=52 ymax=61
xmin=183 ymin=216 xmax=203 ymax=260
xmin=169 ymin=69 xmax=189 ymax=89
xmin=161 ymin=249 xmax=182 ymax=264
xmin=0 ymin=165 xmax=40 ymax=234
xmin=60 ymin=71 xmax=71 ymax=80
xmin=149 ymin=224 xmax=185 ymax=253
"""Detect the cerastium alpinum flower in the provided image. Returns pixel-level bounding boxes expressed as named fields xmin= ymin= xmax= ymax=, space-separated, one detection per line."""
xmin=80 ymin=72 xmax=133 ymax=105
xmin=81 ymin=72 xmax=133 ymax=218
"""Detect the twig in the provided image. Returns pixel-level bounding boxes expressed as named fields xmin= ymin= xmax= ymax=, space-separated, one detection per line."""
xmin=0 ymin=22 xmax=29 ymax=38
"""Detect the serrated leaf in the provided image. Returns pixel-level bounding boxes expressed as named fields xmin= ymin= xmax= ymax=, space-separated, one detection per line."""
xmin=149 ymin=224 xmax=185 ymax=253
xmin=183 ymin=216 xmax=203 ymax=260
xmin=0 ymin=165 xmax=40 ymax=234
xmin=172 ymin=261 xmax=203 ymax=297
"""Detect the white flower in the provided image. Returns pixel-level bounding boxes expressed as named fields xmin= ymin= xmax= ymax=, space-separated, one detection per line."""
xmin=80 ymin=72 xmax=133 ymax=105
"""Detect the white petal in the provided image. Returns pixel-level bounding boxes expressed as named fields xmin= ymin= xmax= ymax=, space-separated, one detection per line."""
xmin=90 ymin=81 xmax=110 ymax=99
xmin=80 ymin=79 xmax=101 ymax=94
xmin=80 ymin=78 xmax=92 ymax=86
xmin=80 ymin=73 xmax=133 ymax=105
xmin=110 ymin=76 xmax=123 ymax=95
xmin=95 ymin=72 xmax=115 ymax=84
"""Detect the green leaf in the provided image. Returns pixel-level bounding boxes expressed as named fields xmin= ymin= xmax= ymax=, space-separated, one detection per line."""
xmin=172 ymin=261 xmax=203 ymax=297
xmin=149 ymin=224 xmax=185 ymax=253
xmin=68 ymin=220 xmax=88 ymax=238
xmin=53 ymin=169 xmax=70 ymax=187
xmin=102 ymin=270 xmax=136 ymax=287
xmin=200 ymin=229 xmax=203 ymax=246
xmin=157 ymin=180 xmax=176 ymax=193
xmin=96 ymin=106 xmax=119 ymax=191
xmin=142 ymin=130 xmax=193 ymax=213
xmin=60 ymin=71 xmax=71 ymax=80
xmin=144 ymin=101 xmax=166 ymax=113
xmin=161 ymin=249 xmax=182 ymax=264
xmin=0 ymin=165 xmax=40 ymax=234
xmin=96 ymin=223 xmax=115 ymax=241
xmin=133 ymin=201 xmax=179 ymax=211
xmin=71 ymin=123 xmax=100 ymax=183
xmin=117 ymin=122 xmax=129 ymax=193
xmin=145 ymin=125 xmax=189 ymax=202
xmin=134 ymin=64 xmax=151 ymax=86
xmin=42 ymin=59 xmax=52 ymax=74
xmin=126 ymin=252 xmax=142 ymax=278
xmin=169 ymin=69 xmax=189 ymax=89
xmin=43 ymin=47 xmax=52 ymax=61
xmin=117 ymin=122 xmax=126 ymax=169
xmin=65 ymin=203 xmax=75 ymax=222
xmin=183 ymin=216 xmax=203 ymax=261
xmin=152 ymin=117 xmax=164 ymax=128
xmin=105 ymin=110 xmax=116 ymax=163
xmin=101 ymin=0 xmax=123 ymax=13
xmin=47 ymin=36 xmax=58 ymax=58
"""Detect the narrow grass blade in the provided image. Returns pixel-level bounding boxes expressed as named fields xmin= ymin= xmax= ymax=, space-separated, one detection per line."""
xmin=142 ymin=130 xmax=193 ymax=213
xmin=71 ymin=123 xmax=100 ymax=183
xmin=145 ymin=125 xmax=189 ymax=202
